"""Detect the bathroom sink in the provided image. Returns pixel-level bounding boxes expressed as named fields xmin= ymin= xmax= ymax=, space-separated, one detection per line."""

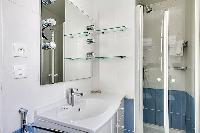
xmin=35 ymin=93 xmax=124 ymax=132
xmin=57 ymin=98 xmax=109 ymax=121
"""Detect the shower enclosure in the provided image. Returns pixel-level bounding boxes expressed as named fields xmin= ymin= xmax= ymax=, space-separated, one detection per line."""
xmin=136 ymin=0 xmax=199 ymax=133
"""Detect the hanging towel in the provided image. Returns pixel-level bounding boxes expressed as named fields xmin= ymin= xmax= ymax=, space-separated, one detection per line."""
xmin=175 ymin=40 xmax=184 ymax=56
xmin=169 ymin=40 xmax=184 ymax=57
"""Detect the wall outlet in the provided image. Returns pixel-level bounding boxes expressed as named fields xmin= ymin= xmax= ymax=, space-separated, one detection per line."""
xmin=13 ymin=65 xmax=27 ymax=79
xmin=13 ymin=43 xmax=28 ymax=58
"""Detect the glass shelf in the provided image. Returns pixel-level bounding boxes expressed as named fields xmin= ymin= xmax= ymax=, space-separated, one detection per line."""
xmin=65 ymin=56 xmax=127 ymax=61
xmin=95 ymin=26 xmax=127 ymax=34
xmin=64 ymin=32 xmax=91 ymax=38
xmin=64 ymin=57 xmax=91 ymax=60
xmin=95 ymin=56 xmax=127 ymax=59
xmin=64 ymin=26 xmax=127 ymax=38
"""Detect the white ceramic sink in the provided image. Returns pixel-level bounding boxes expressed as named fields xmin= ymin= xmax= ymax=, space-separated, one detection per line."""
xmin=35 ymin=93 xmax=124 ymax=132
xmin=57 ymin=98 xmax=109 ymax=121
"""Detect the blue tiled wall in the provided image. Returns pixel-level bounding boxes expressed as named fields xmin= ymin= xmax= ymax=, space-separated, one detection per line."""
xmin=143 ymin=88 xmax=195 ymax=133
xmin=13 ymin=125 xmax=34 ymax=133
xmin=124 ymin=98 xmax=134 ymax=133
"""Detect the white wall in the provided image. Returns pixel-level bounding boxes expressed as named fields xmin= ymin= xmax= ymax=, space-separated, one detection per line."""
xmin=94 ymin=0 xmax=136 ymax=98
xmin=1 ymin=0 xmax=92 ymax=132
xmin=0 ymin=0 xmax=3 ymax=131
xmin=63 ymin=0 xmax=136 ymax=98
xmin=70 ymin=0 xmax=95 ymax=19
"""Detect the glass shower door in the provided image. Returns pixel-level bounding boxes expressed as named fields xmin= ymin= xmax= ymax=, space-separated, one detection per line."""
xmin=143 ymin=8 xmax=168 ymax=133
xmin=168 ymin=1 xmax=195 ymax=132
xmin=140 ymin=1 xmax=197 ymax=132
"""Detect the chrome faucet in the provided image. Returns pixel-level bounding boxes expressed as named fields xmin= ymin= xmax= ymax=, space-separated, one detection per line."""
xmin=67 ymin=88 xmax=83 ymax=106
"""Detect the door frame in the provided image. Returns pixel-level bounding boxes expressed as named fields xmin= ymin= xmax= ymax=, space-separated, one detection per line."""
xmin=195 ymin=0 xmax=200 ymax=132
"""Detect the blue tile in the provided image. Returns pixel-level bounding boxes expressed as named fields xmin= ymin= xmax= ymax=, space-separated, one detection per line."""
xmin=143 ymin=109 xmax=156 ymax=124
xmin=13 ymin=129 xmax=22 ymax=133
xmin=146 ymin=88 xmax=156 ymax=110
xmin=185 ymin=93 xmax=195 ymax=133
xmin=155 ymin=110 xmax=164 ymax=126
xmin=190 ymin=96 xmax=195 ymax=126
xmin=155 ymin=89 xmax=164 ymax=111
xmin=171 ymin=113 xmax=182 ymax=130
xmin=143 ymin=109 xmax=147 ymax=122
xmin=143 ymin=88 xmax=148 ymax=108
xmin=143 ymin=88 xmax=157 ymax=125
xmin=13 ymin=125 xmax=34 ymax=133
xmin=181 ymin=115 xmax=186 ymax=130
xmin=170 ymin=90 xmax=182 ymax=114
xmin=143 ymin=88 xmax=195 ymax=132
xmin=186 ymin=95 xmax=195 ymax=133
xmin=124 ymin=98 xmax=134 ymax=133
xmin=169 ymin=90 xmax=175 ymax=113
xmin=186 ymin=119 xmax=192 ymax=133
xmin=169 ymin=113 xmax=172 ymax=128
xmin=181 ymin=91 xmax=187 ymax=116
xmin=186 ymin=93 xmax=191 ymax=119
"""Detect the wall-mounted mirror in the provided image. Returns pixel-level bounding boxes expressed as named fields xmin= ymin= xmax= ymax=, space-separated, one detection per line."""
xmin=41 ymin=0 xmax=94 ymax=85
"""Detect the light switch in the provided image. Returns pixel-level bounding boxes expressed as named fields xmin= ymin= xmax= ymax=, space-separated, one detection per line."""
xmin=13 ymin=43 xmax=28 ymax=58
xmin=13 ymin=65 xmax=27 ymax=79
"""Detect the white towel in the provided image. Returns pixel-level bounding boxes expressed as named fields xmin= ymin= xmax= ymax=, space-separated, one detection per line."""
xmin=176 ymin=40 xmax=183 ymax=56
xmin=169 ymin=40 xmax=183 ymax=56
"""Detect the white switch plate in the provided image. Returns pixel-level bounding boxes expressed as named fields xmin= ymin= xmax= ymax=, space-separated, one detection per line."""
xmin=13 ymin=43 xmax=28 ymax=58
xmin=13 ymin=65 xmax=27 ymax=79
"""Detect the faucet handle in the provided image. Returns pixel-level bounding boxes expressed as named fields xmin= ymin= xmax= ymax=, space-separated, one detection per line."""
xmin=72 ymin=88 xmax=83 ymax=96
xmin=73 ymin=88 xmax=79 ymax=92
xmin=69 ymin=88 xmax=77 ymax=91
xmin=68 ymin=88 xmax=83 ymax=95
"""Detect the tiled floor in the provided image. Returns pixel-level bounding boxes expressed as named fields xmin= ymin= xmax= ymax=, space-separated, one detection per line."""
xmin=144 ymin=124 xmax=186 ymax=133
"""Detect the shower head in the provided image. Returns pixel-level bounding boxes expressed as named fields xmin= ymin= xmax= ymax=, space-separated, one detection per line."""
xmin=144 ymin=5 xmax=152 ymax=13
xmin=42 ymin=0 xmax=56 ymax=5
xmin=139 ymin=3 xmax=153 ymax=14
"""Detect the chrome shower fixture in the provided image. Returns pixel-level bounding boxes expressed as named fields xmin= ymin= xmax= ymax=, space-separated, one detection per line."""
xmin=19 ymin=108 xmax=28 ymax=133
xmin=139 ymin=3 xmax=153 ymax=14
xmin=42 ymin=18 xmax=56 ymax=29
xmin=144 ymin=5 xmax=153 ymax=13
xmin=42 ymin=0 xmax=56 ymax=5
xmin=86 ymin=52 xmax=95 ymax=59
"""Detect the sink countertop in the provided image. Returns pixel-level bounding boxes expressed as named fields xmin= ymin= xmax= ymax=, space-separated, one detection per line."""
xmin=35 ymin=92 xmax=125 ymax=132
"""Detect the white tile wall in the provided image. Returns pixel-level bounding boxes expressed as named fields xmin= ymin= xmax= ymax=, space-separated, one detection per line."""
xmin=0 ymin=0 xmax=3 ymax=131
xmin=94 ymin=0 xmax=136 ymax=98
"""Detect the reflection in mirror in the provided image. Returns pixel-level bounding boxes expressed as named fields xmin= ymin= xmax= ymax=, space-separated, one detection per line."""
xmin=64 ymin=1 xmax=94 ymax=81
xmin=40 ymin=0 xmax=93 ymax=85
